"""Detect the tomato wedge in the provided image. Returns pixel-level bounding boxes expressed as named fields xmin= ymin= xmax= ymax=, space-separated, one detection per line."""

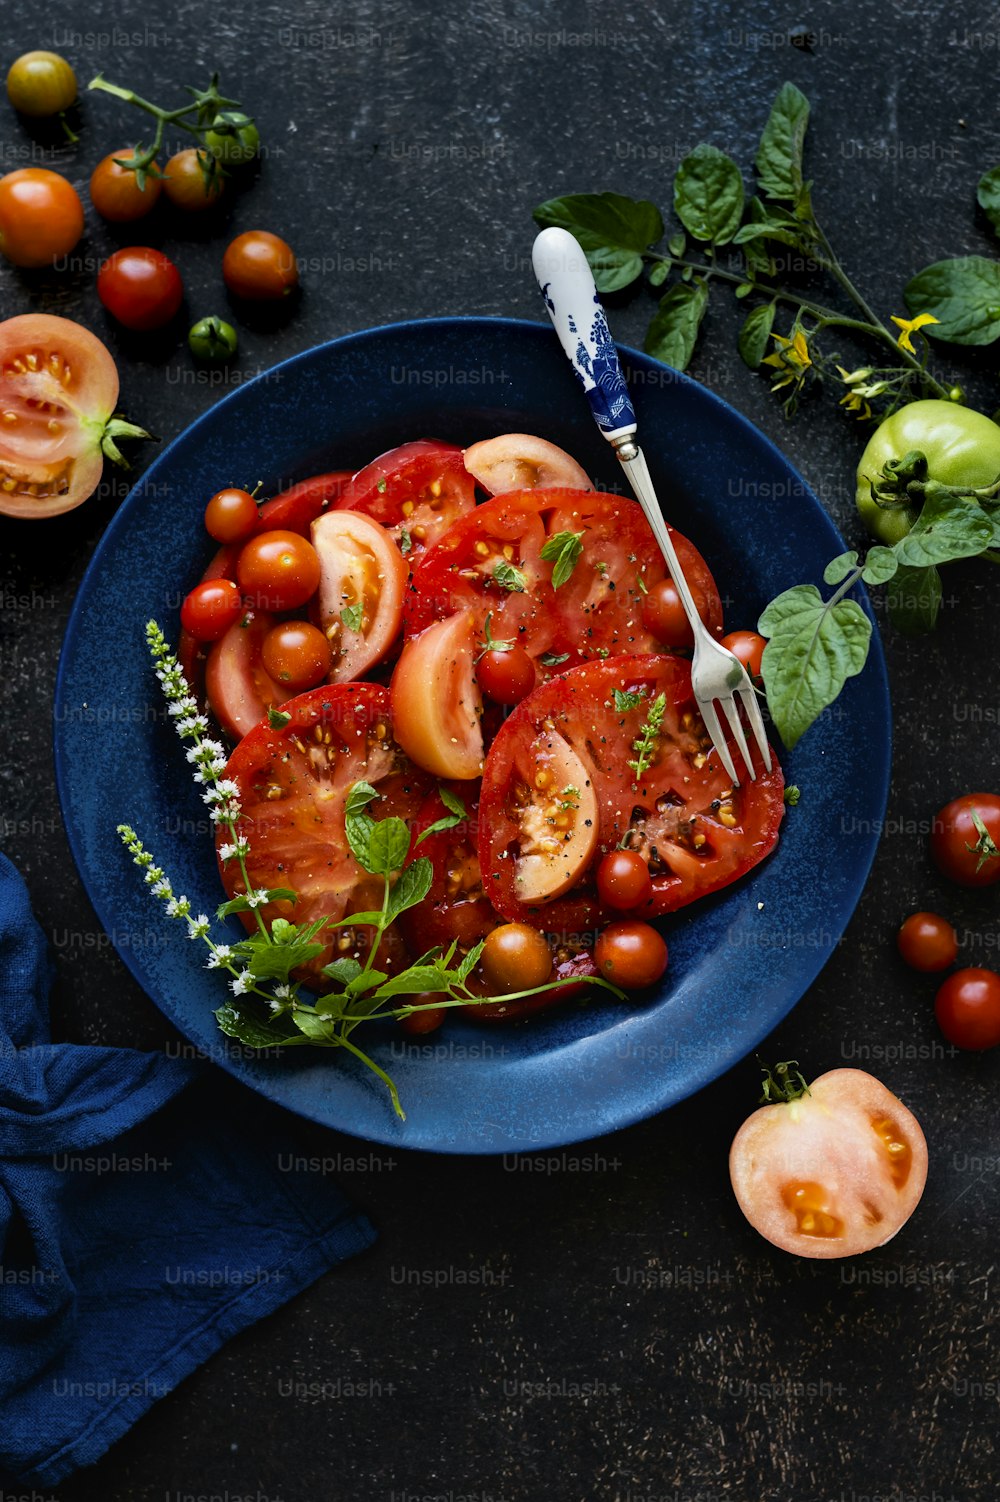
xmin=218 ymin=683 xmax=433 ymax=976
xmin=0 ymin=314 xmax=122 ymax=519
xmin=403 ymin=488 xmax=724 ymax=695
xmin=337 ymin=440 xmax=476 ymax=556
xmin=479 ymin=654 xmax=783 ymax=932
xmin=311 ymin=510 xmax=408 ymax=683
xmin=204 ymin=611 xmax=294 ymax=740
xmin=390 ymin=612 xmax=484 ymax=779
xmin=463 ymin=433 xmax=593 ymax=494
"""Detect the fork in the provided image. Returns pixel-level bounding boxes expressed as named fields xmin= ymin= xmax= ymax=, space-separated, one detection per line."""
xmin=531 ymin=226 xmax=772 ymax=785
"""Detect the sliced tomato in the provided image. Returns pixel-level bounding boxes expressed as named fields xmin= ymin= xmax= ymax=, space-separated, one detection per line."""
xmin=479 ymin=654 xmax=783 ymax=932
xmin=311 ymin=510 xmax=409 ymax=682
xmin=390 ymin=612 xmax=484 ymax=779
xmin=398 ymin=782 xmax=497 ymax=955
xmin=403 ymin=488 xmax=723 ymax=696
xmin=205 ymin=611 xmax=294 ymax=740
xmin=258 ymin=470 xmax=352 ymax=534
xmin=218 ymin=683 xmax=433 ymax=976
xmin=337 ymin=440 xmax=476 ymax=556
xmin=463 ymin=433 xmax=593 ymax=494
xmin=0 ymin=314 xmax=121 ymax=519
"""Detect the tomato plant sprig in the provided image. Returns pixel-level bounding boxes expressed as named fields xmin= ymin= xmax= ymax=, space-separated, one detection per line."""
xmin=533 ymin=83 xmax=958 ymax=420
xmin=88 ymin=72 xmax=256 ymax=190
xmin=117 ymin=622 xmax=625 ymax=1119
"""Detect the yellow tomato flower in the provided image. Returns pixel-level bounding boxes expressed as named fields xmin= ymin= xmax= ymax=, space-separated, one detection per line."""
xmin=890 ymin=312 xmax=940 ymax=353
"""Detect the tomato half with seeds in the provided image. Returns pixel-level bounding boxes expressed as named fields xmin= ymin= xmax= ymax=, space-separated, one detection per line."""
xmin=337 ymin=440 xmax=476 ymax=557
xmin=311 ymin=510 xmax=408 ymax=682
xmin=404 ymin=488 xmax=723 ymax=696
xmin=0 ymin=314 xmax=122 ymax=519
xmin=479 ymin=654 xmax=782 ymax=931
xmin=391 ymin=612 xmax=484 ymax=779
xmin=729 ymin=1068 xmax=928 ymax=1259
xmin=218 ymin=683 xmax=433 ymax=976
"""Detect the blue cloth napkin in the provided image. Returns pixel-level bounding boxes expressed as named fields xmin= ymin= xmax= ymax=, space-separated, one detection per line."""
xmin=0 ymin=853 xmax=376 ymax=1486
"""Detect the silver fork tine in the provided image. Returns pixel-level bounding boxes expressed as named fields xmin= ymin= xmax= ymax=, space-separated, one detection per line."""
xmin=738 ymin=686 xmax=773 ymax=773
xmin=699 ymin=698 xmax=739 ymax=786
xmin=719 ymin=697 xmax=756 ymax=783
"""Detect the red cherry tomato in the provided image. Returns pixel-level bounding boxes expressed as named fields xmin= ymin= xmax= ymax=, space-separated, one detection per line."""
xmin=641 ymin=577 xmax=711 ymax=648
xmin=596 ymin=850 xmax=654 ymax=911
xmin=180 ymin=578 xmax=243 ymax=642
xmin=222 ymin=230 xmax=298 ymax=300
xmin=896 ymin=911 xmax=957 ymax=973
xmin=930 ymin=794 xmax=1000 ymax=887
xmin=261 ymin=621 xmax=332 ymax=690
xmin=205 ymin=487 xmax=259 ymax=544
xmin=722 ymin=630 xmax=766 ymax=679
xmin=477 ymin=644 xmax=535 ymax=705
xmin=97 ymin=247 xmax=183 ymax=331
xmin=162 ymin=148 xmax=223 ymax=211
xmin=236 ymin=530 xmax=320 ymax=611
xmin=934 ymin=968 xmax=1000 ymax=1050
xmin=594 ymin=921 xmax=668 ymax=989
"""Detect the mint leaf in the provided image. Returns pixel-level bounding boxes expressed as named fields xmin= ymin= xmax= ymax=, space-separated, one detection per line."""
xmin=267 ymin=708 xmax=291 ymax=729
xmin=540 ymin=651 xmax=570 ymax=667
xmin=373 ymin=966 xmax=453 ymax=1001
xmin=239 ymin=938 xmax=325 ymax=981
xmin=540 ymin=529 xmax=585 ymax=588
xmin=215 ymin=1005 xmax=299 ymax=1049
xmin=365 ymin=816 xmax=411 ymax=876
xmin=738 ymin=302 xmax=776 ymax=370
xmin=494 ymin=559 xmax=527 ymax=592
xmin=399 ymin=527 xmax=412 ymax=556
xmin=886 ymin=563 xmax=942 ymax=635
xmin=977 ymin=166 xmax=1000 ymax=235
xmin=532 ymin=192 xmax=664 ymax=292
xmin=415 ymin=786 xmax=468 ymax=846
xmin=324 ymin=957 xmax=363 ymax=986
xmin=673 ymin=145 xmax=744 ymax=245
xmin=457 ymin=940 xmax=485 ymax=983
xmin=759 ymin=584 xmax=871 ymax=749
xmin=345 ymin=781 xmax=380 ymax=869
xmin=386 ymin=856 xmax=433 ymax=923
xmin=613 ymin=686 xmax=648 ymax=712
xmin=904 ymin=257 xmax=1000 ymax=346
xmin=644 ymin=281 xmax=709 ymax=371
xmin=894 ymin=485 xmax=994 ymax=567
xmin=291 ymin=1010 xmax=338 ymax=1042
xmin=755 ymin=81 xmax=810 ymax=204
xmin=341 ymin=603 xmax=364 ymax=632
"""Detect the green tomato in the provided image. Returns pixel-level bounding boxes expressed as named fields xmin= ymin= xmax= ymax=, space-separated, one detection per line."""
xmin=188 ymin=317 xmax=239 ymax=363
xmin=204 ymin=113 xmax=260 ymax=165
xmin=856 ymin=399 xmax=1000 ymax=545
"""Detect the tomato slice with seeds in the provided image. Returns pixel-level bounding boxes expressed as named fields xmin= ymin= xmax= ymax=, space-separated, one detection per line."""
xmin=403 ymin=488 xmax=723 ymax=695
xmin=337 ymin=440 xmax=476 ymax=557
xmin=311 ymin=510 xmax=409 ymax=683
xmin=258 ymin=470 xmax=352 ymax=534
xmin=218 ymin=683 xmax=433 ymax=977
xmin=479 ymin=654 xmax=783 ymax=932
xmin=463 ymin=433 xmax=593 ymax=494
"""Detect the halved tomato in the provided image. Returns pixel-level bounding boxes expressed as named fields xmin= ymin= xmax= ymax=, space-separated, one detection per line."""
xmin=0 ymin=314 xmax=138 ymax=519
xmin=204 ymin=611 xmax=294 ymax=740
xmin=390 ymin=612 xmax=484 ymax=779
xmin=403 ymin=488 xmax=723 ymax=695
xmin=311 ymin=510 xmax=408 ymax=683
xmin=218 ymin=683 xmax=433 ymax=975
xmin=463 ymin=433 xmax=593 ymax=494
xmin=337 ymin=440 xmax=476 ymax=556
xmin=729 ymin=1068 xmax=928 ymax=1259
xmin=257 ymin=470 xmax=352 ymax=534
xmin=479 ymin=654 xmax=783 ymax=932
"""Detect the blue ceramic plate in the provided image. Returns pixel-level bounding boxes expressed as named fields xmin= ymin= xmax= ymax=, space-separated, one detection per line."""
xmin=54 ymin=317 xmax=890 ymax=1154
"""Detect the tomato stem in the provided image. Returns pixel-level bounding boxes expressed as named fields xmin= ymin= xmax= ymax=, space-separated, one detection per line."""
xmin=757 ymin=1059 xmax=811 ymax=1104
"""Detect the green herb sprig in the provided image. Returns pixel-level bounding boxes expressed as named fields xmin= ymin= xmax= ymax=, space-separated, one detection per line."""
xmin=627 ymin=692 xmax=666 ymax=786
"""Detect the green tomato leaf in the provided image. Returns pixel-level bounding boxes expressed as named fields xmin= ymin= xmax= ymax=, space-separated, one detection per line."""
xmin=644 ymin=281 xmax=709 ymax=371
xmin=977 ymin=166 xmax=1000 ymax=235
xmin=737 ymin=302 xmax=776 ymax=370
xmin=886 ymin=563 xmax=942 ymax=635
xmin=755 ymin=81 xmax=810 ymax=204
xmin=860 ymin=546 xmax=899 ymax=585
xmin=758 ymin=584 xmax=872 ymax=750
xmin=673 ymin=144 xmax=745 ymax=245
xmin=648 ymin=262 xmax=669 ymax=288
xmin=894 ymin=484 xmax=994 ymax=567
xmin=904 ymin=257 xmax=1000 ymax=346
xmin=823 ymin=550 xmax=859 ymax=585
xmin=386 ymin=856 xmax=433 ymax=924
xmin=540 ymin=529 xmax=585 ymax=588
xmin=532 ymin=192 xmax=664 ymax=292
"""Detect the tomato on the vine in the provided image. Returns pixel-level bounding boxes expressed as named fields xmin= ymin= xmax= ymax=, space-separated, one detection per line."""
xmin=934 ymin=969 xmax=1000 ymax=1050
xmin=163 ymin=148 xmax=223 ymax=211
xmin=89 ymin=150 xmax=162 ymax=222
xmin=0 ymin=169 xmax=83 ymax=267
xmin=856 ymin=401 xmax=1000 ymax=545
xmin=98 ymin=247 xmax=184 ymax=332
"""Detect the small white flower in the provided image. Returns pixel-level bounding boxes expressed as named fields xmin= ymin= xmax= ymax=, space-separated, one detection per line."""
xmin=151 ymin=877 xmax=172 ymax=899
xmin=186 ymin=914 xmax=210 ymax=940
xmin=245 ymin=888 xmax=272 ymax=909
xmin=218 ymin=842 xmax=237 ymax=862
xmin=230 ymin=970 xmax=252 ymax=996
xmin=274 ymin=983 xmax=292 ymax=1000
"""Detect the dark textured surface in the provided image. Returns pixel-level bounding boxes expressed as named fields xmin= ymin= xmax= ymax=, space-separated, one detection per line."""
xmin=1 ymin=0 xmax=998 ymax=1497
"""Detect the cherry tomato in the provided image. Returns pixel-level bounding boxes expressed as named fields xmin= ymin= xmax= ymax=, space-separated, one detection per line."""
xmin=222 ymin=230 xmax=298 ymax=300
xmin=640 ymin=576 xmax=711 ymax=648
xmin=180 ymin=579 xmax=243 ymax=642
xmin=6 ymin=51 xmax=77 ymax=117
xmin=188 ymin=316 xmax=238 ymax=363
xmin=730 ymin=1066 xmax=928 ymax=1258
xmin=205 ymin=487 xmax=259 ymax=543
xmin=930 ymin=794 xmax=1000 ymax=887
xmin=0 ymin=314 xmax=121 ymax=520
xmin=236 ymin=530 xmax=320 ymax=611
xmin=594 ymin=920 xmax=668 ymax=989
xmin=896 ymin=911 xmax=957 ymax=973
xmin=399 ymin=1000 xmax=446 ymax=1035
xmin=934 ymin=969 xmax=1000 ymax=1050
xmin=261 ymin=621 xmax=332 ymax=689
xmin=162 ymin=149 xmax=223 ymax=211
xmin=0 ymin=169 xmax=84 ymax=268
xmin=722 ymin=629 xmax=766 ymax=679
xmin=481 ymin=923 xmax=553 ymax=994
xmin=477 ymin=644 xmax=535 ymax=704
xmin=596 ymin=850 xmax=654 ymax=912
xmin=89 ymin=149 xmax=162 ymax=223
xmin=98 ymin=247 xmax=183 ymax=332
